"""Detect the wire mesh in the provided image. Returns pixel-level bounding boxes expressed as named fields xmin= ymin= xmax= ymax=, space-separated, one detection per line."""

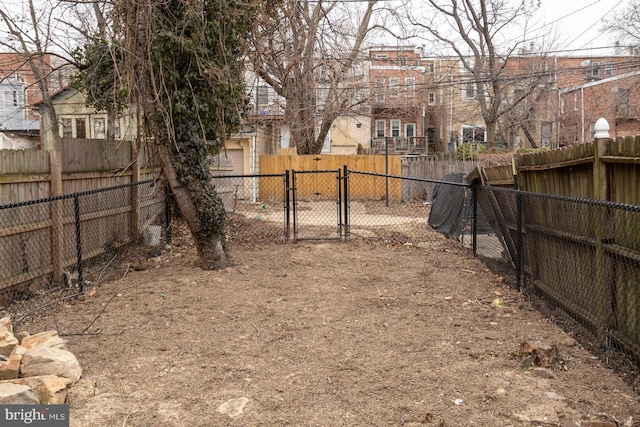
xmin=0 ymin=180 xmax=165 ymax=323
xmin=292 ymin=170 xmax=342 ymax=241
xmin=346 ymin=171 xmax=469 ymax=248
xmin=477 ymin=185 xmax=640 ymax=359
xmin=210 ymin=173 xmax=289 ymax=243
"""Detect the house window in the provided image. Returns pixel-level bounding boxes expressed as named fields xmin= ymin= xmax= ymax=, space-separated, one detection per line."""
xmin=376 ymin=78 xmax=385 ymax=102
xmin=592 ymin=62 xmax=600 ymax=78
xmin=462 ymin=125 xmax=485 ymax=143
xmin=61 ymin=118 xmax=72 ymax=137
xmin=316 ymin=86 xmax=329 ymax=112
xmin=573 ymin=92 xmax=578 ymax=111
xmin=425 ymin=61 xmax=434 ymax=73
xmin=604 ymin=62 xmax=614 ymax=77
xmin=12 ymin=91 xmax=17 ymax=107
xmin=321 ymin=129 xmax=331 ymax=153
xmin=114 ymin=117 xmax=121 ymax=139
xmin=405 ymin=77 xmax=415 ymax=98
xmin=397 ymin=56 xmax=407 ymax=66
xmin=428 ymin=92 xmax=436 ymax=105
xmin=513 ymin=89 xmax=525 ymax=112
xmin=405 ymin=123 xmax=416 ymax=138
xmin=389 ymin=77 xmax=400 ymax=98
xmin=573 ymin=124 xmax=578 ymax=142
xmin=375 ymin=120 xmax=386 ymax=137
xmin=390 ymin=119 xmax=401 ymax=137
xmin=462 ymin=81 xmax=476 ymax=101
xmin=94 ymin=118 xmax=106 ymax=139
xmin=257 ymin=86 xmax=268 ymax=106
xmin=75 ymin=118 xmax=86 ymax=139
xmin=618 ymin=89 xmax=630 ymax=117
xmin=541 ymin=122 xmax=552 ymax=147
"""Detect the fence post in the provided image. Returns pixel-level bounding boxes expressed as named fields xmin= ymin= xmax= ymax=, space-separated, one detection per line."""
xmin=73 ymin=194 xmax=84 ymax=293
xmin=471 ymin=181 xmax=477 ymax=257
xmin=164 ymin=184 xmax=172 ymax=246
xmin=285 ymin=170 xmax=291 ymax=242
xmin=130 ymin=141 xmax=140 ymax=244
xmin=515 ymin=189 xmax=523 ymax=291
xmin=49 ymin=151 xmax=64 ymax=283
xmin=343 ymin=164 xmax=349 ymax=240
xmin=593 ymin=119 xmax=612 ymax=348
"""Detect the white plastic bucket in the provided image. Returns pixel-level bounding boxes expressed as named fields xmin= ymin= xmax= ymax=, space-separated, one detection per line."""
xmin=144 ymin=225 xmax=162 ymax=246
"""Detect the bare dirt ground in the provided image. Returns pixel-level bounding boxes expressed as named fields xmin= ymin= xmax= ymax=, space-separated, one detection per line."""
xmin=17 ymin=215 xmax=640 ymax=427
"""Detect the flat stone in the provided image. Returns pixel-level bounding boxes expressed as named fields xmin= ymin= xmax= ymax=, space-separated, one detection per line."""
xmin=218 ymin=397 xmax=250 ymax=418
xmin=20 ymin=346 xmax=82 ymax=383
xmin=0 ymin=353 xmax=22 ymax=380
xmin=21 ymin=331 xmax=67 ymax=350
xmin=0 ymin=317 xmax=18 ymax=357
xmin=6 ymin=375 xmax=72 ymax=404
xmin=0 ymin=383 xmax=39 ymax=404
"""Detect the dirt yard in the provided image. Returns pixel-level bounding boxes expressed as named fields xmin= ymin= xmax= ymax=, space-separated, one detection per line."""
xmin=16 ymin=216 xmax=640 ymax=427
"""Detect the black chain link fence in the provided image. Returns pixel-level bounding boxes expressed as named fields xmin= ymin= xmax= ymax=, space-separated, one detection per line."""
xmin=475 ymin=185 xmax=640 ymax=361
xmin=345 ymin=171 xmax=464 ymax=247
xmin=0 ymin=180 xmax=165 ymax=323
xmin=2 ymin=169 xmax=639 ymax=364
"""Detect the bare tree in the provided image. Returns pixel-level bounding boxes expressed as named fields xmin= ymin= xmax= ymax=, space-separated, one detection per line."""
xmin=403 ymin=0 xmax=546 ymax=149
xmin=0 ymin=0 xmax=65 ymax=149
xmin=107 ymin=0 xmax=252 ymax=269
xmin=604 ymin=0 xmax=640 ymax=52
xmin=248 ymin=0 xmax=379 ymax=154
xmin=0 ymin=0 xmax=109 ymax=147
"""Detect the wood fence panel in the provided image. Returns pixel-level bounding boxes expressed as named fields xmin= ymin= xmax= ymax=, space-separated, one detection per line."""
xmin=62 ymin=138 xmax=132 ymax=173
xmin=0 ymin=150 xmax=50 ymax=204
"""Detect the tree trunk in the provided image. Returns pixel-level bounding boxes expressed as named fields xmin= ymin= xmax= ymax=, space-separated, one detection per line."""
xmin=486 ymin=121 xmax=497 ymax=151
xmin=157 ymin=144 xmax=229 ymax=270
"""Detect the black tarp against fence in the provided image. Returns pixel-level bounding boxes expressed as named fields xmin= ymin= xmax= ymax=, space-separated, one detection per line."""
xmin=427 ymin=173 xmax=492 ymax=239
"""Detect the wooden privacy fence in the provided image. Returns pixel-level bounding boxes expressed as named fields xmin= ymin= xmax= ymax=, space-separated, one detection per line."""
xmin=0 ymin=138 xmax=160 ymax=204
xmin=259 ymin=154 xmax=404 ymax=200
xmin=468 ymin=136 xmax=640 ymax=358
xmin=258 ymin=154 xmax=484 ymax=202
xmin=0 ymin=139 xmax=163 ymax=296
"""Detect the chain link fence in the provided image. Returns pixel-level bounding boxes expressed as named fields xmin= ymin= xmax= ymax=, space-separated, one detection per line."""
xmin=476 ymin=185 xmax=640 ymax=360
xmin=2 ymin=168 xmax=639 ymax=363
xmin=345 ymin=171 xmax=463 ymax=247
xmin=0 ymin=180 xmax=165 ymax=323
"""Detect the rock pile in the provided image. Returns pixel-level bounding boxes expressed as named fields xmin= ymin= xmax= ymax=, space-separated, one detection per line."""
xmin=0 ymin=316 xmax=81 ymax=404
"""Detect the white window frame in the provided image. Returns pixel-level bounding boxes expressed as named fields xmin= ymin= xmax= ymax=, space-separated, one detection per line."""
xmin=389 ymin=77 xmax=400 ymax=98
xmin=375 ymin=120 xmax=386 ymax=137
xmin=404 ymin=123 xmax=416 ymax=138
xmin=405 ymin=77 xmax=415 ymax=98
xmin=93 ymin=118 xmax=106 ymax=139
xmin=376 ymin=78 xmax=385 ymax=102
xmin=321 ymin=129 xmax=331 ymax=153
xmin=428 ymin=91 xmax=436 ymax=105
xmin=461 ymin=125 xmax=486 ymax=144
xmin=462 ymin=81 xmax=476 ymax=101
xmin=391 ymin=119 xmax=401 ymax=137
xmin=256 ymin=86 xmax=269 ymax=106
xmin=604 ymin=62 xmax=614 ymax=77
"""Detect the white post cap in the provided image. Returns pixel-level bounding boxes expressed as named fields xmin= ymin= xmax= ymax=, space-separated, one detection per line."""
xmin=593 ymin=118 xmax=610 ymax=139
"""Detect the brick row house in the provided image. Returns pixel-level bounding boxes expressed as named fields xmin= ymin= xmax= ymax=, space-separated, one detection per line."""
xmin=499 ymin=50 xmax=640 ymax=149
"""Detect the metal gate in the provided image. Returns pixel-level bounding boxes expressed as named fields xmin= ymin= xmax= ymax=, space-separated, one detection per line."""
xmin=291 ymin=169 xmax=343 ymax=241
